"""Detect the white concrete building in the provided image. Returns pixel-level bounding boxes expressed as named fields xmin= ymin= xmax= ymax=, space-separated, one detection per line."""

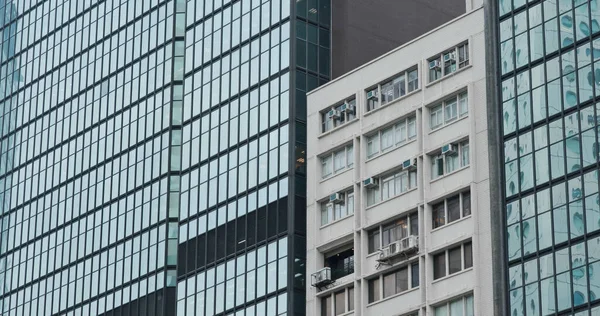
xmin=305 ymin=7 xmax=493 ymax=316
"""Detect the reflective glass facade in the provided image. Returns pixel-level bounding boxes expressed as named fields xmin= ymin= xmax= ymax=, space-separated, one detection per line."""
xmin=0 ymin=0 xmax=330 ymax=315
xmin=494 ymin=0 xmax=600 ymax=314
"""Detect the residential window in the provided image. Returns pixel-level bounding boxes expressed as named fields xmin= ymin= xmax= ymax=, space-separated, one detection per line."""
xmin=368 ymin=229 xmax=381 ymax=254
xmin=430 ymin=140 xmax=470 ymax=179
xmin=347 ymin=287 xmax=354 ymax=311
xmin=335 ymin=291 xmax=345 ymax=315
xmin=368 ymin=278 xmax=380 ymax=303
xmin=430 ymin=105 xmax=444 ymax=129
xmin=430 ymin=92 xmax=469 ymax=130
xmin=320 ymin=189 xmax=354 ymax=226
xmin=432 ymin=191 xmax=472 ymax=229
xmin=368 ymin=213 xmax=418 ymax=253
xmin=322 ymin=97 xmax=357 ymax=133
xmin=321 ymin=144 xmax=354 ymax=179
xmin=366 ymin=67 xmax=419 ymax=112
xmin=434 ymin=294 xmax=474 ymax=316
xmin=428 ymin=42 xmax=470 ymax=83
xmin=369 ymin=262 xmax=419 ymax=303
xmin=321 ymin=295 xmax=332 ymax=316
xmin=433 ymin=242 xmax=473 ymax=280
xmin=321 ymin=287 xmax=354 ymax=316
xmin=366 ymin=116 xmax=417 ymax=158
xmin=366 ymin=168 xmax=418 ymax=207
xmin=411 ymin=262 xmax=420 ymax=288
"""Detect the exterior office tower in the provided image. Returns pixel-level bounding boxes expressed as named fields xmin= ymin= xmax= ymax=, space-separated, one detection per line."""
xmin=306 ymin=5 xmax=494 ymax=316
xmin=487 ymin=0 xmax=600 ymax=315
xmin=0 ymin=1 xmax=465 ymax=316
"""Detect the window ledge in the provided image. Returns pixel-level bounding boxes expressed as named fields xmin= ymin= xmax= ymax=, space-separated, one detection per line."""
xmin=366 ymin=287 xmax=420 ymax=308
xmin=320 ymin=167 xmax=354 ymax=183
xmin=365 ymin=187 xmax=418 ymax=211
xmin=425 ymin=64 xmax=472 ymax=88
xmin=431 ymin=267 xmax=473 ymax=285
xmin=319 ymin=118 xmax=359 ymax=139
xmin=431 ymin=214 xmax=472 ymax=233
xmin=366 ymin=251 xmax=380 ymax=259
xmin=428 ymin=114 xmax=469 ymax=134
xmin=365 ymin=139 xmax=417 ymax=163
xmin=320 ymin=214 xmax=354 ymax=229
xmin=364 ymin=89 xmax=421 ymax=117
xmin=430 ymin=164 xmax=470 ymax=183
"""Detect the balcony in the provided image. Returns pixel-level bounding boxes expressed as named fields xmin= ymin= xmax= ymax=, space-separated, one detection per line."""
xmin=311 ymin=249 xmax=355 ymax=291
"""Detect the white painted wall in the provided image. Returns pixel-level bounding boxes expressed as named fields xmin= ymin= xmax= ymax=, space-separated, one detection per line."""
xmin=306 ymin=7 xmax=492 ymax=316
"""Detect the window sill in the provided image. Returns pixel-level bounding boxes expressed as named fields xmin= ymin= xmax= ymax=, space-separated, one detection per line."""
xmin=431 ymin=214 xmax=472 ymax=233
xmin=365 ymin=138 xmax=417 ymax=163
xmin=430 ymin=164 xmax=469 ymax=183
xmin=320 ymin=213 xmax=354 ymax=229
xmin=319 ymin=118 xmax=359 ymax=139
xmin=428 ymin=114 xmax=469 ymax=134
xmin=366 ymin=287 xmax=420 ymax=308
xmin=431 ymin=267 xmax=473 ymax=285
xmin=320 ymin=167 xmax=354 ymax=183
xmin=425 ymin=64 xmax=472 ymax=88
xmin=364 ymin=89 xmax=421 ymax=117
xmin=366 ymin=251 xmax=380 ymax=259
xmin=365 ymin=187 xmax=418 ymax=211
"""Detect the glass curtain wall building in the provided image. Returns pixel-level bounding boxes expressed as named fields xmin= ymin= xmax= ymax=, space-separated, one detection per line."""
xmin=489 ymin=0 xmax=600 ymax=315
xmin=0 ymin=0 xmax=330 ymax=316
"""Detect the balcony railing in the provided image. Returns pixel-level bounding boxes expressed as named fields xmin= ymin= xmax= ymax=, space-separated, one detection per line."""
xmin=330 ymin=259 xmax=354 ymax=280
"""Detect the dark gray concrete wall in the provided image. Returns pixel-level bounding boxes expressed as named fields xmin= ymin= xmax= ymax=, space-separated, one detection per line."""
xmin=331 ymin=0 xmax=466 ymax=78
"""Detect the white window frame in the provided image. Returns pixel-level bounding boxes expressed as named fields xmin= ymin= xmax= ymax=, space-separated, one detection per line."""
xmin=433 ymin=294 xmax=474 ymax=316
xmin=433 ymin=242 xmax=472 ymax=280
xmin=430 ymin=92 xmax=469 ymax=131
xmin=368 ymin=213 xmax=419 ymax=253
xmin=431 ymin=191 xmax=471 ymax=229
xmin=368 ymin=262 xmax=419 ymax=303
xmin=321 ymin=286 xmax=354 ymax=316
xmin=321 ymin=144 xmax=354 ymax=179
xmin=366 ymin=116 xmax=417 ymax=158
xmin=366 ymin=67 xmax=419 ymax=112
xmin=430 ymin=140 xmax=470 ymax=180
xmin=366 ymin=169 xmax=417 ymax=207
xmin=321 ymin=97 xmax=357 ymax=133
xmin=320 ymin=189 xmax=355 ymax=226
xmin=428 ymin=42 xmax=470 ymax=83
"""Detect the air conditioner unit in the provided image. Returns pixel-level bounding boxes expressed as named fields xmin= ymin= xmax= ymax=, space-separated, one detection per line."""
xmin=366 ymin=90 xmax=378 ymax=101
xmin=441 ymin=144 xmax=456 ymax=155
xmin=443 ymin=52 xmax=456 ymax=62
xmin=328 ymin=109 xmax=340 ymax=119
xmin=311 ymin=267 xmax=333 ymax=287
xmin=429 ymin=60 xmax=441 ymax=70
xmin=400 ymin=235 xmax=419 ymax=252
xmin=329 ymin=192 xmax=344 ymax=204
xmin=377 ymin=235 xmax=419 ymax=262
xmin=340 ymin=102 xmax=355 ymax=114
xmin=363 ymin=177 xmax=379 ymax=188
xmin=402 ymin=158 xmax=417 ymax=170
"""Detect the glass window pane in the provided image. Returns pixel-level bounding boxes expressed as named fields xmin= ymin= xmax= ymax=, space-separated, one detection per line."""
xmin=462 ymin=192 xmax=471 ymax=216
xmin=434 ymin=253 xmax=446 ymax=279
xmin=464 ymin=243 xmax=473 ymax=268
xmin=335 ymin=291 xmax=345 ymax=315
xmin=433 ymin=202 xmax=446 ymax=228
xmin=447 ymin=196 xmax=461 ymax=222
xmin=448 ymin=246 xmax=462 ymax=274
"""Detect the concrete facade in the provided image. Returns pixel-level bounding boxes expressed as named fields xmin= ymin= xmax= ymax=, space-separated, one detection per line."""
xmin=306 ymin=8 xmax=493 ymax=316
